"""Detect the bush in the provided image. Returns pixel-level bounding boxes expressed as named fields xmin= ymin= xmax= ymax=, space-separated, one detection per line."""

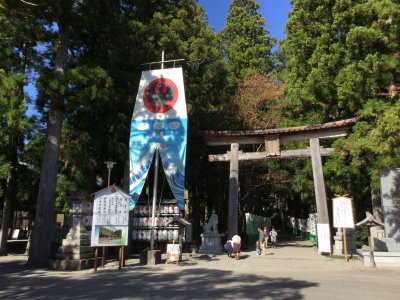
xmin=354 ymin=227 xmax=369 ymax=248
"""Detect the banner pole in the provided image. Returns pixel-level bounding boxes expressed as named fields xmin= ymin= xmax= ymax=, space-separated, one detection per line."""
xmin=149 ymin=50 xmax=163 ymax=250
xmin=150 ymin=148 xmax=159 ymax=251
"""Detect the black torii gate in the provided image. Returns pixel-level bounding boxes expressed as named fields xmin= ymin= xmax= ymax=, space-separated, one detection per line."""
xmin=201 ymin=118 xmax=357 ymax=252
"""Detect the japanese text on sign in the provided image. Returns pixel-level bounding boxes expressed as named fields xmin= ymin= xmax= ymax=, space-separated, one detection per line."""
xmin=333 ymin=197 xmax=354 ymax=228
xmin=317 ymin=223 xmax=331 ymax=253
xmin=93 ymin=196 xmax=129 ymax=226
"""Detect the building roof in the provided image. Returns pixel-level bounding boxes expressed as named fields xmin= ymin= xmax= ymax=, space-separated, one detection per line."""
xmin=200 ymin=117 xmax=358 ymax=146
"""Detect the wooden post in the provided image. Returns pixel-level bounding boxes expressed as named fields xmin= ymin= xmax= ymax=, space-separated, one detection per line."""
xmin=179 ymin=231 xmax=183 ymax=262
xmin=101 ymin=246 xmax=106 ymax=267
xmin=118 ymin=247 xmax=122 ymax=270
xmin=122 ymin=246 xmax=125 ymax=267
xmin=94 ymin=247 xmax=98 ymax=273
xmin=342 ymin=227 xmax=348 ymax=262
xmin=228 ymin=143 xmax=239 ymax=240
xmin=310 ymin=138 xmax=331 ymax=252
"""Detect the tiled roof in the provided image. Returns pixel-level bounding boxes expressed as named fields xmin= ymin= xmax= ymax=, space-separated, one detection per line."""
xmin=201 ymin=117 xmax=358 ymax=137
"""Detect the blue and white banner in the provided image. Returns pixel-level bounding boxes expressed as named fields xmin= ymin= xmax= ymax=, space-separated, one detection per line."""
xmin=129 ymin=68 xmax=187 ymax=211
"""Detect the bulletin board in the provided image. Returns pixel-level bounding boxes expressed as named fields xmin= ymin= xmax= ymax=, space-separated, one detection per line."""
xmin=166 ymin=243 xmax=181 ymax=264
xmin=91 ymin=194 xmax=129 ymax=247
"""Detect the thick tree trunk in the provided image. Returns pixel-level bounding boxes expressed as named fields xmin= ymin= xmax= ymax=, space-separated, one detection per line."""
xmin=0 ymin=178 xmax=15 ymax=255
xmin=28 ymin=23 xmax=69 ymax=267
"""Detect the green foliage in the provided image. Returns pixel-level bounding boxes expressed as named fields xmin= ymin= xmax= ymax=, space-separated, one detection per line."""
xmin=221 ymin=0 xmax=276 ymax=78
xmin=3 ymin=0 xmax=399 ymax=243
xmin=0 ymin=2 xmax=43 ymax=238
xmin=0 ymin=69 xmax=35 ymax=204
xmin=281 ymin=0 xmax=400 ymax=216
xmin=34 ymin=0 xmax=231 ymax=212
xmin=354 ymin=226 xmax=369 ymax=248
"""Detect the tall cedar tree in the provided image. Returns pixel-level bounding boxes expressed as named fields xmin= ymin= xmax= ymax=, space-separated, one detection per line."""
xmin=25 ymin=0 xmax=77 ymax=267
xmin=0 ymin=2 xmax=39 ymax=255
xmin=221 ymin=0 xmax=276 ymax=79
xmin=324 ymin=0 xmax=400 ymax=216
xmin=281 ymin=0 xmax=400 ymax=216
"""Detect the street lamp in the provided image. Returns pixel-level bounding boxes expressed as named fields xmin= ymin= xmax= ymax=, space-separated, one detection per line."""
xmin=104 ymin=161 xmax=116 ymax=186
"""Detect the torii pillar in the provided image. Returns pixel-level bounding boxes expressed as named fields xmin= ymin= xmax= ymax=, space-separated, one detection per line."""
xmin=228 ymin=143 xmax=239 ymax=239
xmin=310 ymin=138 xmax=331 ymax=253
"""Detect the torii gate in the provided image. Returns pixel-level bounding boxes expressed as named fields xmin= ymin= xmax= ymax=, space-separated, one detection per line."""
xmin=202 ymin=117 xmax=357 ymax=253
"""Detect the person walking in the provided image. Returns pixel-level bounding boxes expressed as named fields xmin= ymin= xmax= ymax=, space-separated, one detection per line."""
xmin=257 ymin=227 xmax=264 ymax=255
xmin=263 ymin=226 xmax=269 ymax=254
xmin=270 ymin=227 xmax=278 ymax=248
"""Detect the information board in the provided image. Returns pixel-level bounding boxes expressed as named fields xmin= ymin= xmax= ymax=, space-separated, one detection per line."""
xmin=166 ymin=243 xmax=181 ymax=263
xmin=317 ymin=223 xmax=331 ymax=253
xmin=91 ymin=193 xmax=129 ymax=247
xmin=333 ymin=196 xmax=354 ymax=228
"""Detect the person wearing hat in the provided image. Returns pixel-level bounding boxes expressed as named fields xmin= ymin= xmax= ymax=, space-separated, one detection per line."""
xmin=231 ymin=235 xmax=241 ymax=260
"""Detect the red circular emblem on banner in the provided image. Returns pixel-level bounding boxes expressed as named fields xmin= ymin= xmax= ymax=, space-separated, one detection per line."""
xmin=143 ymin=78 xmax=178 ymax=113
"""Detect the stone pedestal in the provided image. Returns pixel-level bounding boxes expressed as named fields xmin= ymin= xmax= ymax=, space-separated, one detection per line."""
xmin=140 ymin=249 xmax=161 ymax=265
xmin=374 ymin=237 xmax=400 ymax=251
xmin=333 ymin=228 xmax=357 ymax=255
xmin=370 ymin=226 xmax=385 ymax=249
xmin=198 ymin=233 xmax=223 ymax=254
xmin=357 ymin=249 xmax=400 ymax=268
xmin=50 ymin=201 xmax=98 ymax=271
xmin=198 ymin=213 xmax=223 ymax=254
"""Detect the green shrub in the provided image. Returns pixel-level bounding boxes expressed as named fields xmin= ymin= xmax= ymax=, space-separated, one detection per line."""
xmin=354 ymin=227 xmax=369 ymax=248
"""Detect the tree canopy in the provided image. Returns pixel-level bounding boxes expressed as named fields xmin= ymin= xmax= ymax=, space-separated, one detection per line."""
xmin=1 ymin=0 xmax=399 ymax=263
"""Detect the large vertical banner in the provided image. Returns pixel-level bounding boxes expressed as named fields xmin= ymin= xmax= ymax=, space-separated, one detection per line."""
xmin=129 ymin=68 xmax=187 ymax=211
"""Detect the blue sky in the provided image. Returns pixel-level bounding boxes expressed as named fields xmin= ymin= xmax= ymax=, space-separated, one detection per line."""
xmin=197 ymin=0 xmax=292 ymax=41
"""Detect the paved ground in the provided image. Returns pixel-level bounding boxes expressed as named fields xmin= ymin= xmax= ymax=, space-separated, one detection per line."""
xmin=0 ymin=236 xmax=399 ymax=300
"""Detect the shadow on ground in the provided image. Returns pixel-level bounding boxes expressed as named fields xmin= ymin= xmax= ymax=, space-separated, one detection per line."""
xmin=0 ymin=257 xmax=318 ymax=300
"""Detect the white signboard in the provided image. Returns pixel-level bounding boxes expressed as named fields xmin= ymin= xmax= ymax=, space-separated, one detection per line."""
xmin=166 ymin=244 xmax=181 ymax=263
xmin=317 ymin=223 xmax=331 ymax=253
xmin=91 ymin=188 xmax=129 ymax=247
xmin=333 ymin=196 xmax=354 ymax=228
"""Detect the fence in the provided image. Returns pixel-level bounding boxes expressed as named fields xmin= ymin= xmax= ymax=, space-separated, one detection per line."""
xmin=245 ymin=213 xmax=271 ymax=247
xmin=287 ymin=214 xmax=317 ymax=242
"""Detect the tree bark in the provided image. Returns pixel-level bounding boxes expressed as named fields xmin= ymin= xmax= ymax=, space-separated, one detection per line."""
xmin=28 ymin=21 xmax=69 ymax=267
xmin=0 ymin=178 xmax=15 ymax=255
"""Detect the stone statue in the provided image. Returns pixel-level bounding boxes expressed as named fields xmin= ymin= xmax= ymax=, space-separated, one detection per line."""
xmin=203 ymin=213 xmax=218 ymax=234
xmin=199 ymin=213 xmax=222 ymax=254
